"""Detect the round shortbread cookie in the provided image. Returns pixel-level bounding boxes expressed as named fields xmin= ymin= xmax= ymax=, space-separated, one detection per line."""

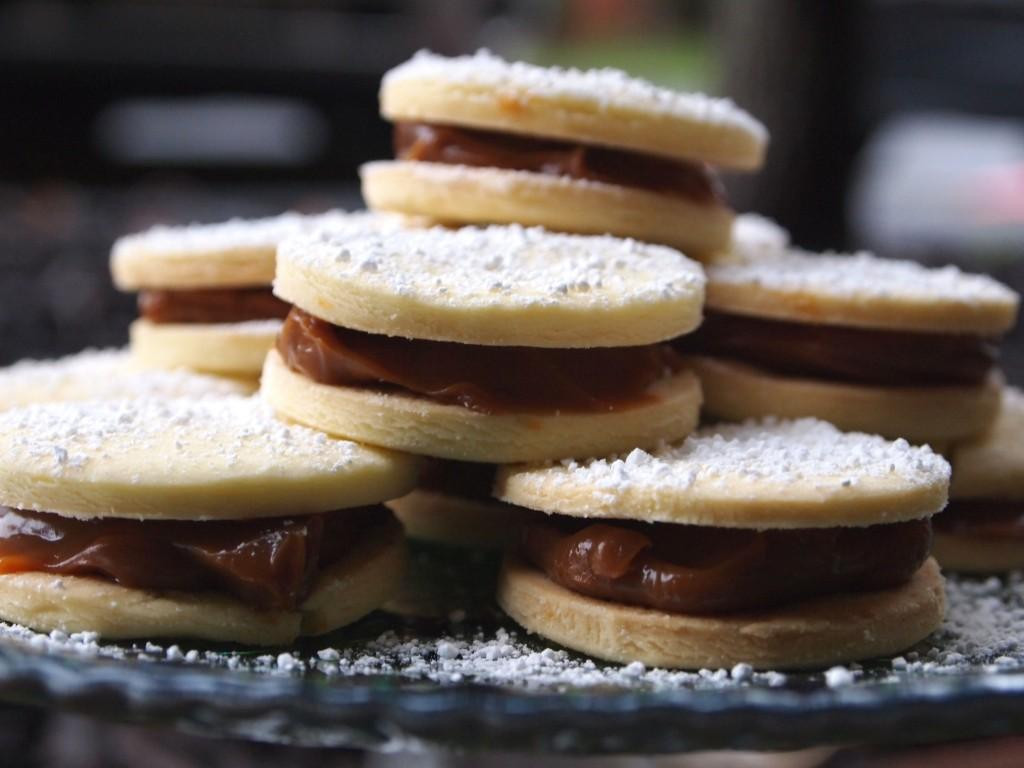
xmin=0 ymin=349 xmax=252 ymax=409
xmin=497 ymin=556 xmax=945 ymax=670
xmin=931 ymin=531 xmax=1024 ymax=574
xmin=0 ymin=515 xmax=404 ymax=644
xmin=111 ymin=210 xmax=405 ymax=290
xmin=381 ymin=50 xmax=767 ymax=170
xmin=387 ymin=489 xmax=526 ymax=548
xmin=261 ymin=349 xmax=701 ymax=463
xmin=275 ymin=224 xmax=705 ymax=347
xmin=496 ymin=418 xmax=949 ymax=528
xmin=360 ymin=161 xmax=732 ymax=258
xmin=705 ymin=247 xmax=1018 ymax=334
xmin=0 ymin=396 xmax=419 ymax=521
xmin=691 ymin=356 xmax=1002 ymax=444
xmin=129 ymin=318 xmax=281 ymax=378
xmin=951 ymin=387 xmax=1024 ymax=500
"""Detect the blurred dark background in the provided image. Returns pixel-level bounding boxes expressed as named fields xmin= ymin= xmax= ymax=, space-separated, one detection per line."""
xmin=1 ymin=0 xmax=1023 ymax=371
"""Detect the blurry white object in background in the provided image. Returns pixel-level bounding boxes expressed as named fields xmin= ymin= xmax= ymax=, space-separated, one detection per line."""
xmin=850 ymin=112 xmax=1024 ymax=263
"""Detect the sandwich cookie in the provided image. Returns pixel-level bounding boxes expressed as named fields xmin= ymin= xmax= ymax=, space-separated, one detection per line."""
xmin=362 ymin=50 xmax=767 ymax=258
xmin=681 ymin=229 xmax=1018 ymax=443
xmin=265 ymin=224 xmax=705 ymax=463
xmin=0 ymin=397 xmax=419 ymax=644
xmin=0 ymin=348 xmax=252 ymax=410
xmin=495 ymin=419 xmax=950 ymax=670
xmin=934 ymin=388 xmax=1024 ymax=572
xmin=385 ymin=460 xmax=525 ymax=618
xmin=111 ymin=210 xmax=402 ymax=379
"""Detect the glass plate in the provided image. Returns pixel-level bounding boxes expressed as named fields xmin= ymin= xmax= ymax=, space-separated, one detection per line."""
xmin=1 ymin=558 xmax=1023 ymax=755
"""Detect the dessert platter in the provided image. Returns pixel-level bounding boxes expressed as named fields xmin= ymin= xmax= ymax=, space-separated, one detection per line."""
xmin=0 ymin=50 xmax=1023 ymax=755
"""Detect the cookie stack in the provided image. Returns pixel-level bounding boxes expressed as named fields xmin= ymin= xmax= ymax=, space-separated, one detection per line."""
xmin=362 ymin=50 xmax=767 ymax=259
xmin=0 ymin=397 xmax=418 ymax=643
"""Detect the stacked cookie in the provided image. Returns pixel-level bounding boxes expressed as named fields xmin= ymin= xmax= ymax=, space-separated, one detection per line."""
xmin=111 ymin=210 xmax=400 ymax=382
xmin=362 ymin=50 xmax=767 ymax=259
xmin=0 ymin=397 xmax=418 ymax=643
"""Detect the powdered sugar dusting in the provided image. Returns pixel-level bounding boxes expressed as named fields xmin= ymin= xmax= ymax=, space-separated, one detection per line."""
xmin=708 ymin=247 xmax=1018 ymax=308
xmin=504 ymin=418 xmax=949 ymax=517
xmin=0 ymin=349 xmax=247 ymax=409
xmin=279 ymin=224 xmax=704 ymax=311
xmin=385 ymin=49 xmax=767 ymax=145
xmin=1 ymin=573 xmax=1022 ymax=693
xmin=729 ymin=213 xmax=790 ymax=260
xmin=113 ymin=209 xmax=401 ymax=258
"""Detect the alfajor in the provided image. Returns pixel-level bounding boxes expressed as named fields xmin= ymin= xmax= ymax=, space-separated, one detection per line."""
xmin=496 ymin=418 xmax=949 ymax=670
xmin=362 ymin=50 xmax=767 ymax=258
xmin=0 ymin=397 xmax=419 ymax=644
xmin=934 ymin=387 xmax=1024 ymax=572
xmin=111 ymin=210 xmax=399 ymax=379
xmin=681 ymin=218 xmax=1019 ymax=443
xmin=0 ymin=348 xmax=252 ymax=409
xmin=264 ymin=224 xmax=705 ymax=463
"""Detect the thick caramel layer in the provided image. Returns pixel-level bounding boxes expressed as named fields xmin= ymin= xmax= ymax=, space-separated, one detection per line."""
xmin=0 ymin=506 xmax=391 ymax=610
xmin=934 ymin=500 xmax=1024 ymax=539
xmin=277 ymin=308 xmax=683 ymax=414
xmin=677 ymin=311 xmax=997 ymax=386
xmin=520 ymin=515 xmax=932 ymax=615
xmin=139 ymin=288 xmax=291 ymax=325
xmin=394 ymin=122 xmax=724 ymax=204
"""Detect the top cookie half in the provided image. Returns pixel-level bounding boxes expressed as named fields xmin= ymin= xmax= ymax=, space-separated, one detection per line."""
xmin=381 ymin=50 xmax=767 ymax=170
xmin=274 ymin=224 xmax=706 ymax=348
xmin=111 ymin=210 xmax=405 ymax=290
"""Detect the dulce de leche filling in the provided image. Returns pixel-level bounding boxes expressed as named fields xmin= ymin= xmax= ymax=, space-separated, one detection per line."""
xmin=394 ymin=122 xmax=724 ymax=204
xmin=934 ymin=499 xmax=1024 ymax=539
xmin=139 ymin=288 xmax=291 ymax=325
xmin=520 ymin=515 xmax=931 ymax=615
xmin=0 ymin=505 xmax=393 ymax=610
xmin=278 ymin=307 xmax=683 ymax=414
xmin=677 ymin=310 xmax=997 ymax=387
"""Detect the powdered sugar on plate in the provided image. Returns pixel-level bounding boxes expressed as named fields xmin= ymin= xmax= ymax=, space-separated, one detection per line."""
xmin=384 ymin=49 xmax=767 ymax=145
xmin=0 ymin=349 xmax=248 ymax=408
xmin=279 ymin=224 xmax=704 ymax=311
xmin=0 ymin=572 xmax=1021 ymax=694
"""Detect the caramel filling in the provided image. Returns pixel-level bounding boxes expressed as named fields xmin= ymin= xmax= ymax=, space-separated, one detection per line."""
xmin=520 ymin=515 xmax=931 ymax=615
xmin=394 ymin=121 xmax=724 ymax=204
xmin=0 ymin=505 xmax=393 ymax=610
xmin=934 ymin=500 xmax=1024 ymax=539
xmin=677 ymin=310 xmax=997 ymax=386
xmin=139 ymin=288 xmax=291 ymax=325
xmin=278 ymin=307 xmax=683 ymax=414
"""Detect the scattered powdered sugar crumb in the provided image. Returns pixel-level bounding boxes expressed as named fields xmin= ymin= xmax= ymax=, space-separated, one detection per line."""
xmin=0 ymin=349 xmax=246 ymax=408
xmin=4 ymin=573 xmax=1024 ymax=692
xmin=112 ymin=209 xmax=399 ymax=256
xmin=521 ymin=418 xmax=949 ymax=496
xmin=384 ymin=50 xmax=767 ymax=143
xmin=0 ymin=396 xmax=368 ymax=479
xmin=708 ymin=247 xmax=1018 ymax=307
xmin=279 ymin=224 xmax=704 ymax=309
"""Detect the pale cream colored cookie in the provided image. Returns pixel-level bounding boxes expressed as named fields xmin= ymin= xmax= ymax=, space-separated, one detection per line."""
xmin=691 ymin=356 xmax=1002 ymax=444
xmin=951 ymin=387 xmax=1024 ymax=501
xmin=0 ymin=349 xmax=252 ymax=409
xmin=931 ymin=532 xmax=1024 ymax=574
xmin=129 ymin=318 xmax=281 ymax=378
xmin=704 ymin=247 xmax=1018 ymax=334
xmin=387 ymin=489 xmax=526 ymax=548
xmin=0 ymin=396 xmax=419 ymax=521
xmin=111 ymin=210 xmax=404 ymax=290
xmin=0 ymin=515 xmax=404 ymax=643
xmin=262 ymin=349 xmax=701 ymax=463
xmin=381 ymin=50 xmax=767 ymax=169
xmin=274 ymin=224 xmax=705 ymax=348
xmin=728 ymin=213 xmax=790 ymax=260
xmin=497 ymin=555 xmax=945 ymax=670
xmin=497 ymin=417 xmax=949 ymax=529
xmin=360 ymin=161 xmax=732 ymax=258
